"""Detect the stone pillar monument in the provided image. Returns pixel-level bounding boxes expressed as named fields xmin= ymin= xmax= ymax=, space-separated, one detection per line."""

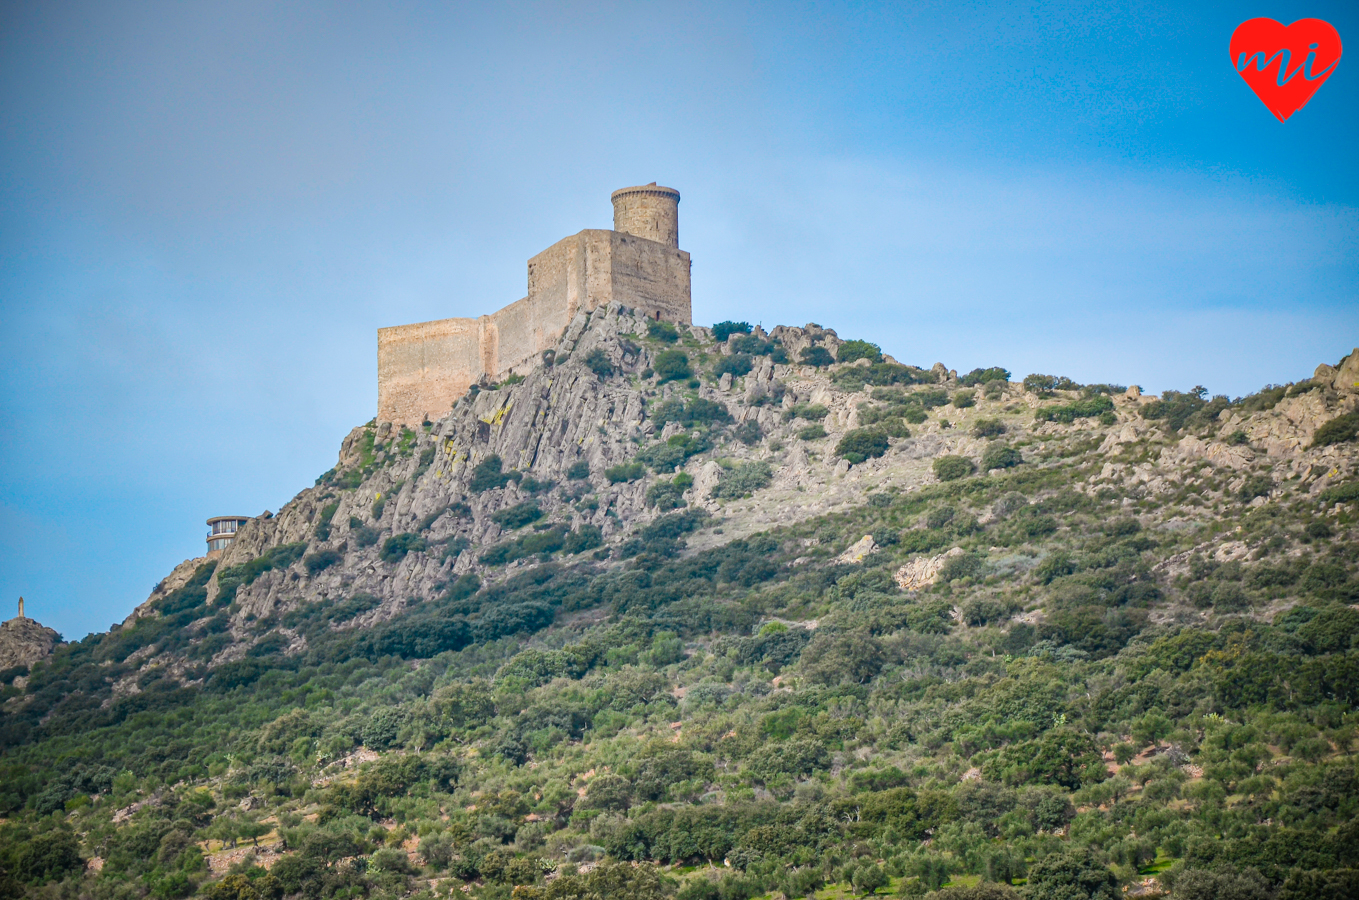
xmin=611 ymin=183 xmax=681 ymax=248
xmin=16 ymin=597 xmax=23 ymax=620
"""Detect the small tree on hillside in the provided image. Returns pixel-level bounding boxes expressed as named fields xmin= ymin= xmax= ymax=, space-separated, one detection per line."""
xmin=800 ymin=346 xmax=834 ymax=367
xmin=712 ymin=320 xmax=752 ymax=342
xmin=933 ymin=455 xmax=975 ymax=481
xmin=837 ymin=340 xmax=882 ymax=365
xmin=836 ymin=429 xmax=890 ymax=464
xmin=652 ymin=350 xmax=692 ymax=383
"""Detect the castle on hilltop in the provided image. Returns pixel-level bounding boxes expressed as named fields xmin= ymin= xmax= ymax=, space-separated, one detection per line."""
xmin=377 ymin=184 xmax=692 ymax=426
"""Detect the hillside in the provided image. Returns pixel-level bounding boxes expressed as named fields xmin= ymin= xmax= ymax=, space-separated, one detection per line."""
xmin=3 ymin=305 xmax=1359 ymax=900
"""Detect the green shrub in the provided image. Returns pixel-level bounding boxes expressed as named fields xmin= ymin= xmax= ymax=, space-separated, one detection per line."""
xmin=731 ymin=334 xmax=784 ymax=360
xmin=981 ymin=445 xmax=1023 ymax=470
xmin=380 ymin=533 xmax=426 ymax=563
xmin=605 ymin=461 xmax=646 ymax=483
xmin=1023 ymin=373 xmax=1079 ymax=396
xmin=800 ymin=346 xmax=834 ymax=367
xmin=951 ymin=390 xmax=975 ymax=408
xmin=648 ymin=320 xmax=680 ymax=342
xmin=1287 ymin=378 xmax=1322 ymax=396
xmin=959 ymin=366 xmax=1011 ymax=386
xmin=440 ymin=572 xmax=480 ymax=603
xmin=314 ymin=502 xmax=339 ymax=540
xmin=1141 ymin=387 xmax=1219 ymax=432
xmin=903 ymin=407 xmax=928 ymax=424
xmin=1226 ymin=429 xmax=1249 ymax=445
xmin=439 ymin=536 xmax=470 ymax=562
xmin=1310 ymin=412 xmax=1359 ymax=448
xmin=1021 ymin=849 xmax=1117 ymax=899
xmin=637 ymin=441 xmax=687 ymax=473
xmin=837 ymin=340 xmax=882 ymax=364
xmin=798 ymin=424 xmax=828 ymax=440
xmin=417 ymin=502 xmax=459 ymax=531
xmin=492 ymin=501 xmax=543 ymax=529
xmin=215 ymin=543 xmax=309 ymax=603
xmin=648 ymin=473 xmax=693 ymax=510
xmin=1035 ymin=394 xmax=1114 ymax=423
xmin=469 ymin=454 xmax=515 ymax=492
xmin=916 ymin=387 xmax=950 ymax=409
xmin=1034 ymin=552 xmax=1075 ymax=583
xmin=1319 ymin=481 xmax=1359 ymax=505
xmin=832 ymin=361 xmax=929 ymax=390
xmin=712 ymin=320 xmax=752 ymax=342
xmin=332 ymin=468 xmax=364 ymax=490
xmin=639 ymin=431 xmax=712 ymax=472
xmin=733 ymin=419 xmax=762 ymax=446
xmin=973 ymin=418 xmax=1006 ymax=438
xmin=8 ymin=830 xmax=82 ymax=883
xmin=584 ymin=348 xmax=615 ymax=377
xmin=1305 ymin=520 xmax=1333 ymax=540
xmin=933 ymin=455 xmax=975 ymax=481
xmin=519 ymin=475 xmax=555 ymax=494
xmin=835 ymin=429 xmax=890 ymax=464
xmin=564 ymin=525 xmax=604 ymax=554
xmin=481 ymin=526 xmax=566 ymax=565
xmin=940 ymin=552 xmax=984 ymax=582
xmin=1238 ymin=475 xmax=1273 ymax=502
xmin=714 ymin=353 xmax=754 ymax=378
xmin=566 ymin=460 xmax=591 ymax=480
xmin=304 ymin=549 xmax=341 ymax=575
xmin=1236 ymin=384 xmax=1288 ymax=413
xmin=786 ymin=402 xmax=829 ymax=421
xmin=851 ymin=863 xmax=887 ymax=896
xmin=711 ymin=461 xmax=773 ymax=499
xmin=926 ymin=506 xmax=955 ymax=529
xmin=653 ymin=349 xmax=692 ymax=383
xmin=651 ymin=398 xmax=732 ymax=427
xmin=351 ymin=522 xmax=380 ymax=548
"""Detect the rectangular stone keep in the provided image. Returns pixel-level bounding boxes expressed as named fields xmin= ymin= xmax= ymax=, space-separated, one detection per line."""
xmin=609 ymin=232 xmax=690 ymax=323
xmin=377 ymin=227 xmax=691 ymax=426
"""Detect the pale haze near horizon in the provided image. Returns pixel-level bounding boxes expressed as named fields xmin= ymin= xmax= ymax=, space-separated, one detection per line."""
xmin=1 ymin=1 xmax=1356 ymax=639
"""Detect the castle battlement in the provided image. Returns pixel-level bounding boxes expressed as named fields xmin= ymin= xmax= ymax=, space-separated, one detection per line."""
xmin=377 ymin=184 xmax=691 ymax=426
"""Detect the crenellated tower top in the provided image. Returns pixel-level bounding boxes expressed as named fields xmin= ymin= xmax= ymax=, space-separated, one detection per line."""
xmin=611 ymin=183 xmax=681 ymax=248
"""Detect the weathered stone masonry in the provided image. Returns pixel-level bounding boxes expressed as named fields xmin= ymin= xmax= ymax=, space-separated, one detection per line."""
xmin=377 ymin=184 xmax=691 ymax=426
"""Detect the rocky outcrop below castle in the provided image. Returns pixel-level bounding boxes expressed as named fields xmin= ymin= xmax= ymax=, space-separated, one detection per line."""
xmin=167 ymin=308 xmax=1353 ymax=668
xmin=87 ymin=301 xmax=1357 ymax=679
xmin=0 ymin=616 xmax=60 ymax=672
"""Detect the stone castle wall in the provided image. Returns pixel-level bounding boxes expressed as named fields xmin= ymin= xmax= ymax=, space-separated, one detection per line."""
xmin=377 ymin=190 xmax=691 ymax=426
xmin=377 ymin=317 xmax=483 ymax=426
xmin=609 ymin=232 xmax=690 ymax=320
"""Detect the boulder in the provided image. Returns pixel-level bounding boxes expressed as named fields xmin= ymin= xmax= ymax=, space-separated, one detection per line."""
xmin=835 ymin=535 xmax=877 ymax=565
xmin=1331 ymin=348 xmax=1359 ymax=393
xmin=893 ymin=547 xmax=965 ymax=592
xmin=0 ymin=615 xmax=60 ymax=671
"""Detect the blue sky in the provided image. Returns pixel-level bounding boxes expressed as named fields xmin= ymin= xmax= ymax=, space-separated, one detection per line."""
xmin=1 ymin=1 xmax=1356 ymax=639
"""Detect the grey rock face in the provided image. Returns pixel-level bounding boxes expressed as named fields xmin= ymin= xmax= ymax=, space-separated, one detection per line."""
xmin=129 ymin=309 xmax=1356 ymax=671
xmin=0 ymin=616 xmax=60 ymax=671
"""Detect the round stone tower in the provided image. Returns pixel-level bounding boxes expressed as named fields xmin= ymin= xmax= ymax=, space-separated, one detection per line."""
xmin=611 ymin=183 xmax=680 ymax=248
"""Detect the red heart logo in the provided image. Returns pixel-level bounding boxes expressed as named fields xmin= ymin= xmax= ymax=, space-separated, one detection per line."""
xmin=1230 ymin=18 xmax=1342 ymax=121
